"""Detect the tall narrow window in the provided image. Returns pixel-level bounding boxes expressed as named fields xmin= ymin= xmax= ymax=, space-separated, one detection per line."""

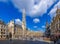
xmin=59 ymin=18 xmax=60 ymax=28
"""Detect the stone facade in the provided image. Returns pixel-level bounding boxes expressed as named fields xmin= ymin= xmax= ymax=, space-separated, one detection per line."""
xmin=50 ymin=8 xmax=60 ymax=35
xmin=45 ymin=21 xmax=50 ymax=38
xmin=0 ymin=9 xmax=43 ymax=40
xmin=7 ymin=20 xmax=15 ymax=39
xmin=14 ymin=24 xmax=23 ymax=39
xmin=0 ymin=20 xmax=8 ymax=40
xmin=0 ymin=20 xmax=43 ymax=40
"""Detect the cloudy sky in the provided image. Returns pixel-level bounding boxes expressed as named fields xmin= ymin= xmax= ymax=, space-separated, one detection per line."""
xmin=0 ymin=0 xmax=60 ymax=32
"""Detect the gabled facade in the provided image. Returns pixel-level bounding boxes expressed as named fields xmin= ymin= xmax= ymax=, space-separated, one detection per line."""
xmin=0 ymin=20 xmax=8 ymax=40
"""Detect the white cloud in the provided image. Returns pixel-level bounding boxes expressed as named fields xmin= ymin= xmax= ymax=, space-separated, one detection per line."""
xmin=0 ymin=0 xmax=58 ymax=17
xmin=11 ymin=0 xmax=57 ymax=17
xmin=12 ymin=0 xmax=34 ymax=13
xmin=37 ymin=28 xmax=45 ymax=32
xmin=33 ymin=18 xmax=40 ymax=23
xmin=0 ymin=0 xmax=8 ymax=2
xmin=42 ymin=25 xmax=45 ymax=28
xmin=34 ymin=26 xmax=37 ymax=28
xmin=49 ymin=1 xmax=60 ymax=19
xmin=34 ymin=0 xmax=41 ymax=4
xmin=54 ymin=1 xmax=60 ymax=8
xmin=47 ymin=0 xmax=56 ymax=8
xmin=15 ymin=19 xmax=22 ymax=25
xmin=29 ymin=0 xmax=47 ymax=17
xmin=49 ymin=7 xmax=57 ymax=18
xmin=11 ymin=0 xmax=48 ymax=17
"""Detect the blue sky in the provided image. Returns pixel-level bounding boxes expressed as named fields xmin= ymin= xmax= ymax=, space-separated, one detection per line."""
xmin=0 ymin=0 xmax=60 ymax=32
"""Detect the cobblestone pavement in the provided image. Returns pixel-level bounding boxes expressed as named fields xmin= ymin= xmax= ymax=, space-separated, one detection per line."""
xmin=0 ymin=40 xmax=54 ymax=44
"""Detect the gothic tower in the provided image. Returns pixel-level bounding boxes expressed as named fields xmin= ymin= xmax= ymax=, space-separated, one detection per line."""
xmin=22 ymin=9 xmax=26 ymax=31
xmin=22 ymin=9 xmax=26 ymax=37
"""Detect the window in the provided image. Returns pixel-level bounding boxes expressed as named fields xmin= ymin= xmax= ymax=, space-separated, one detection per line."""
xmin=0 ymin=25 xmax=1 ymax=28
xmin=1 ymin=36 xmax=2 ymax=38
xmin=4 ymin=36 xmax=5 ymax=37
xmin=3 ymin=32 xmax=5 ymax=34
xmin=1 ymin=29 xmax=2 ymax=31
xmin=59 ymin=18 xmax=60 ymax=29
xmin=1 ymin=25 xmax=3 ymax=28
